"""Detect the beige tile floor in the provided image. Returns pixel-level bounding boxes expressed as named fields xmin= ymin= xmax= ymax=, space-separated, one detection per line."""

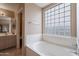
xmin=0 ymin=47 xmax=26 ymax=56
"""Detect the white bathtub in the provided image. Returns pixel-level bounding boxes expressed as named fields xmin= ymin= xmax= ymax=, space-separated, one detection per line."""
xmin=25 ymin=34 xmax=77 ymax=56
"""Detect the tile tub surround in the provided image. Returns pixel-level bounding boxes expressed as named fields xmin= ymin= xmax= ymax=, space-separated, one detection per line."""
xmin=26 ymin=34 xmax=42 ymax=45
xmin=43 ymin=34 xmax=77 ymax=49
xmin=25 ymin=34 xmax=77 ymax=56
xmin=0 ymin=34 xmax=16 ymax=50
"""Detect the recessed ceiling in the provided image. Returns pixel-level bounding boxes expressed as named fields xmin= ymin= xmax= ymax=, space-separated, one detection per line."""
xmin=35 ymin=3 xmax=51 ymax=8
xmin=0 ymin=3 xmax=19 ymax=12
xmin=0 ymin=3 xmax=51 ymax=12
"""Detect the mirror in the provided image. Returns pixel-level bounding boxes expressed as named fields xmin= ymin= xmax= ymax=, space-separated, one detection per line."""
xmin=0 ymin=16 xmax=11 ymax=33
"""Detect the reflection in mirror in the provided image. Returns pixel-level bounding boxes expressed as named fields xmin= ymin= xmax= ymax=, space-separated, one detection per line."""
xmin=0 ymin=16 xmax=11 ymax=33
xmin=0 ymin=24 xmax=9 ymax=33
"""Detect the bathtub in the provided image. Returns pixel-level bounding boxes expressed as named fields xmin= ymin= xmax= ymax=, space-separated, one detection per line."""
xmin=25 ymin=34 xmax=77 ymax=56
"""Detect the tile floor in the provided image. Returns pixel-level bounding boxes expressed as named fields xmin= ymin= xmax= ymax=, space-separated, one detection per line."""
xmin=0 ymin=47 xmax=26 ymax=56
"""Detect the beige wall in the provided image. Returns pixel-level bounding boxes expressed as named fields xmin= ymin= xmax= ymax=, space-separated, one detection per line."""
xmin=71 ymin=3 xmax=77 ymax=37
xmin=15 ymin=3 xmax=42 ymax=53
xmin=25 ymin=3 xmax=42 ymax=35
xmin=15 ymin=3 xmax=25 ymax=49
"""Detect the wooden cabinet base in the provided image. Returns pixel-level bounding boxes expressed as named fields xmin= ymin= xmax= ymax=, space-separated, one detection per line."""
xmin=0 ymin=35 xmax=16 ymax=50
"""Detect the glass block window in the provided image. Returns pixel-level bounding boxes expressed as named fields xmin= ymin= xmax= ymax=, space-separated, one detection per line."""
xmin=44 ymin=3 xmax=71 ymax=36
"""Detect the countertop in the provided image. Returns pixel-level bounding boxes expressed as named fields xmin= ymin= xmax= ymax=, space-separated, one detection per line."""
xmin=0 ymin=33 xmax=16 ymax=36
